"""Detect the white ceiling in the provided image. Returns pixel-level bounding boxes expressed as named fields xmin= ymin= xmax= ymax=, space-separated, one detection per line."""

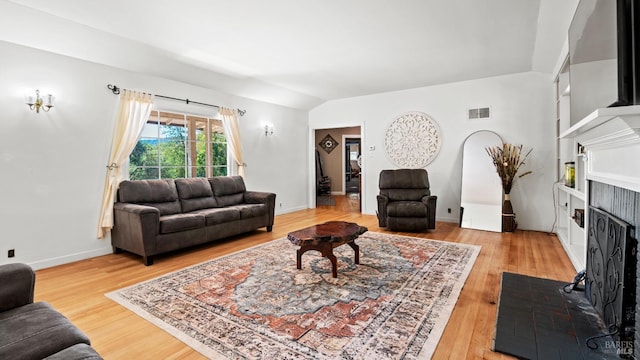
xmin=6 ymin=0 xmax=578 ymax=110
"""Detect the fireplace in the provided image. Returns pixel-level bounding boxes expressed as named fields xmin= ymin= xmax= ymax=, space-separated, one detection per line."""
xmin=561 ymin=106 xmax=640 ymax=357
xmin=587 ymin=181 xmax=639 ymax=357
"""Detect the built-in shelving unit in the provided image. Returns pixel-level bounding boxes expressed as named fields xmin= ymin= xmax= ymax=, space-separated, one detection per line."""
xmin=555 ymin=182 xmax=585 ymax=271
xmin=554 ymin=58 xmax=586 ymax=272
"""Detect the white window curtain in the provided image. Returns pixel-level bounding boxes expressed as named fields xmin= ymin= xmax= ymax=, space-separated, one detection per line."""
xmin=97 ymin=90 xmax=154 ymax=239
xmin=220 ymin=107 xmax=246 ymax=178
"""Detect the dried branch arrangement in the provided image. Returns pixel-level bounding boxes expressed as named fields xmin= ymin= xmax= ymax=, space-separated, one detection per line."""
xmin=486 ymin=143 xmax=532 ymax=194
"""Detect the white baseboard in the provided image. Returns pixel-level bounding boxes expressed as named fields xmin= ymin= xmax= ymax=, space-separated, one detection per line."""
xmin=28 ymin=247 xmax=113 ymax=270
xmin=436 ymin=216 xmax=459 ymax=223
xmin=276 ymin=205 xmax=307 ymax=215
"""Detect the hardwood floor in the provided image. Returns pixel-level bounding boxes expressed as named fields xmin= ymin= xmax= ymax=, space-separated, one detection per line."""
xmin=34 ymin=195 xmax=575 ymax=359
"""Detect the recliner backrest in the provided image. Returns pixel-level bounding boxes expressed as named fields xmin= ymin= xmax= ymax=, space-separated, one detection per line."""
xmin=379 ymin=169 xmax=431 ymax=201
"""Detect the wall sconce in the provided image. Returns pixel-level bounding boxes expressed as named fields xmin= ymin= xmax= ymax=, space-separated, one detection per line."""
xmin=264 ymin=124 xmax=275 ymax=136
xmin=25 ymin=90 xmax=54 ymax=113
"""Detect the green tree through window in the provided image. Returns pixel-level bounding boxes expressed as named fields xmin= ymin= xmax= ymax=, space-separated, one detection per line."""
xmin=129 ymin=111 xmax=227 ymax=180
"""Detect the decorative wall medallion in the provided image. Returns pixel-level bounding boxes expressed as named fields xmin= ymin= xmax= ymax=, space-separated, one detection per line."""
xmin=319 ymin=134 xmax=339 ymax=154
xmin=384 ymin=111 xmax=442 ymax=168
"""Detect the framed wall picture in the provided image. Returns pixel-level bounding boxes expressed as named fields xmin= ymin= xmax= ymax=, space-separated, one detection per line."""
xmin=319 ymin=134 xmax=339 ymax=153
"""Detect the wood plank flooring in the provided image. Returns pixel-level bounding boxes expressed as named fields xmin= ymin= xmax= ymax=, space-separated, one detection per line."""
xmin=33 ymin=195 xmax=576 ymax=359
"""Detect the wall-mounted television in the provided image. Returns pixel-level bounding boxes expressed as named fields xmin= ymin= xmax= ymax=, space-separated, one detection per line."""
xmin=569 ymin=0 xmax=640 ymax=125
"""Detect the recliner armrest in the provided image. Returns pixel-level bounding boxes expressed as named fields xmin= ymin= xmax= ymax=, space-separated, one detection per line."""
xmin=422 ymin=195 xmax=438 ymax=228
xmin=376 ymin=195 xmax=389 ymax=227
xmin=0 ymin=263 xmax=35 ymax=312
xmin=421 ymin=195 xmax=437 ymax=207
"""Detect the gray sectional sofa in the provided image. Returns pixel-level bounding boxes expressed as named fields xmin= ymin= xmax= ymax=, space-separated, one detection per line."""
xmin=112 ymin=176 xmax=276 ymax=265
xmin=0 ymin=263 xmax=102 ymax=360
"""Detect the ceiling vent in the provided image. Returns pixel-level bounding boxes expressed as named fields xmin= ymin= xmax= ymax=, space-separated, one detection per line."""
xmin=468 ymin=107 xmax=491 ymax=120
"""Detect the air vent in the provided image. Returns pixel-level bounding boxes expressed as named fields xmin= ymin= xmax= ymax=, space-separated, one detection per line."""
xmin=468 ymin=107 xmax=491 ymax=120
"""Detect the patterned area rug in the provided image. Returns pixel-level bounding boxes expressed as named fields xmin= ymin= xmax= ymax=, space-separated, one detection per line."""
xmin=107 ymin=232 xmax=480 ymax=359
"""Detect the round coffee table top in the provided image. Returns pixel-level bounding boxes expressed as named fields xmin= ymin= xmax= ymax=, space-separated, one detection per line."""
xmin=287 ymin=221 xmax=368 ymax=246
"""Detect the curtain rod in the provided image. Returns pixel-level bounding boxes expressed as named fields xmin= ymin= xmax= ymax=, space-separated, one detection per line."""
xmin=107 ymin=84 xmax=246 ymax=116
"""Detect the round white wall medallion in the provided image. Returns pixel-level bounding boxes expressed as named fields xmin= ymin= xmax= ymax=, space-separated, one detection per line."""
xmin=384 ymin=111 xmax=442 ymax=168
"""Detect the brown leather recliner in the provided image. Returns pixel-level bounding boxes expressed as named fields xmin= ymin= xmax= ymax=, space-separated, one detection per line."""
xmin=377 ymin=169 xmax=437 ymax=231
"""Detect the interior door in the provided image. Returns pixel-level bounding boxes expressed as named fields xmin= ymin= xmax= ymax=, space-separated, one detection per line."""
xmin=345 ymin=138 xmax=361 ymax=194
xmin=460 ymin=130 xmax=503 ymax=232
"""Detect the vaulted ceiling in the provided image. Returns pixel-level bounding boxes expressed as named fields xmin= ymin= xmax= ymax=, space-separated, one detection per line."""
xmin=4 ymin=0 xmax=578 ymax=110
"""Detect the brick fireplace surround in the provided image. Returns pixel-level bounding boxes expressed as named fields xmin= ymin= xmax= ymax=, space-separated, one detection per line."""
xmin=563 ymin=105 xmax=640 ymax=358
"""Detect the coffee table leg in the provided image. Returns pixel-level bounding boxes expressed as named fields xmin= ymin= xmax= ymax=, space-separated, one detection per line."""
xmin=347 ymin=241 xmax=360 ymax=264
xmin=296 ymin=248 xmax=303 ymax=269
xmin=317 ymin=242 xmax=338 ymax=278
xmin=327 ymin=252 xmax=338 ymax=278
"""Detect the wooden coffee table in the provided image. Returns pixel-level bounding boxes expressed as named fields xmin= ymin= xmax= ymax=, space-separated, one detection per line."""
xmin=287 ymin=221 xmax=368 ymax=278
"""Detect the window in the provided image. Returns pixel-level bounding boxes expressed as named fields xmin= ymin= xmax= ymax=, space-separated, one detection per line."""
xmin=129 ymin=110 xmax=227 ymax=180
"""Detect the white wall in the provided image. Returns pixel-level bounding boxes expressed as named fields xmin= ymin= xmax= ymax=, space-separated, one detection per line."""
xmin=0 ymin=41 xmax=308 ymax=269
xmin=309 ymin=72 xmax=556 ymax=231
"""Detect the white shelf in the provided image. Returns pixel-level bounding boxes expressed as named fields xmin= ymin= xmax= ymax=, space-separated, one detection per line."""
xmin=557 ymin=185 xmax=585 ymax=200
xmin=554 ymin=66 xmax=587 ymax=273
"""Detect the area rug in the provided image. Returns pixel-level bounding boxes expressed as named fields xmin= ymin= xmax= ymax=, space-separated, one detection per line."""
xmin=107 ymin=232 xmax=480 ymax=359
xmin=316 ymin=195 xmax=336 ymax=206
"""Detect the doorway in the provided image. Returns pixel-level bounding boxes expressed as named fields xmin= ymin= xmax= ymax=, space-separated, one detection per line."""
xmin=344 ymin=138 xmax=361 ymax=194
xmin=311 ymin=127 xmax=362 ymax=213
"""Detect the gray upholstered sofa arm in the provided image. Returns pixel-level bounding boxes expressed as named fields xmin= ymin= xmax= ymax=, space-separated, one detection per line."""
xmin=376 ymin=195 xmax=389 ymax=227
xmin=0 ymin=263 xmax=35 ymax=312
xmin=114 ymin=202 xmax=161 ymax=216
xmin=112 ymin=203 xmax=160 ymax=262
xmin=245 ymin=191 xmax=276 ymax=231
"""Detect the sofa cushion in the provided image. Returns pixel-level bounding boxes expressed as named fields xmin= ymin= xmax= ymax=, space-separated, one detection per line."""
xmin=118 ymin=179 xmax=181 ymax=215
xmin=235 ymin=204 xmax=268 ymax=219
xmin=159 ymin=213 xmax=205 ymax=234
xmin=386 ymin=201 xmax=428 ymax=217
xmin=0 ymin=302 xmax=91 ymax=360
xmin=197 ymin=208 xmax=241 ymax=226
xmin=210 ymin=176 xmax=246 ymax=207
xmin=175 ymin=178 xmax=217 ymax=212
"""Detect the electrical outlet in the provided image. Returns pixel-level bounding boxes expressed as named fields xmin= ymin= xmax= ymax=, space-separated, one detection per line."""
xmin=8 ymin=249 xmax=15 ymax=258
xmin=447 ymin=208 xmax=451 ymax=213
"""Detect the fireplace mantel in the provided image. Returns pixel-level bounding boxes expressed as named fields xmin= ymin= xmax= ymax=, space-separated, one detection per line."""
xmin=560 ymin=105 xmax=640 ymax=193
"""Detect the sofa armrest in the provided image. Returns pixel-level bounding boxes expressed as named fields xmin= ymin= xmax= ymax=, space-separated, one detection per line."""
xmin=111 ymin=203 xmax=160 ymax=261
xmin=0 ymin=263 xmax=35 ymax=312
xmin=421 ymin=195 xmax=437 ymax=209
xmin=114 ymin=202 xmax=160 ymax=216
xmin=376 ymin=195 xmax=389 ymax=227
xmin=422 ymin=195 xmax=438 ymax=228
xmin=244 ymin=191 xmax=276 ymax=230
